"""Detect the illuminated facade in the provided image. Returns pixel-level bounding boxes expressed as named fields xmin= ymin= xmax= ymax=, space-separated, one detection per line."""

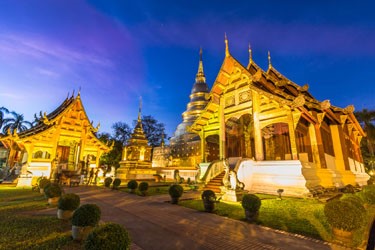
xmin=116 ymin=100 xmax=155 ymax=181
xmin=189 ymin=38 xmax=369 ymax=195
xmin=154 ymin=38 xmax=369 ymax=195
xmin=0 ymin=93 xmax=110 ymax=179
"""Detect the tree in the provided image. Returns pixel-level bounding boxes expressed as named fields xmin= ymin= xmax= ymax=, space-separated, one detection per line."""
xmin=2 ymin=111 xmax=32 ymax=134
xmin=134 ymin=115 xmax=166 ymax=147
xmin=0 ymin=107 xmax=9 ymax=134
xmin=355 ymin=109 xmax=375 ymax=173
xmin=112 ymin=122 xmax=132 ymax=146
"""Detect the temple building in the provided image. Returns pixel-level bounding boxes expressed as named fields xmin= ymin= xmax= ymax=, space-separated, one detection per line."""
xmin=116 ymin=99 xmax=156 ymax=181
xmin=154 ymin=37 xmax=369 ymax=196
xmin=0 ymin=93 xmax=110 ymax=182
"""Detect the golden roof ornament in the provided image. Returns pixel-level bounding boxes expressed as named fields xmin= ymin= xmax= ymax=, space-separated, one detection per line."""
xmin=343 ymin=105 xmax=355 ymax=114
xmin=195 ymin=47 xmax=206 ymax=83
xmin=320 ymin=100 xmax=331 ymax=110
xmin=291 ymin=95 xmax=305 ymax=109
xmin=248 ymin=43 xmax=253 ymax=64
xmin=268 ymin=51 xmax=272 ymax=69
xmin=224 ymin=33 xmax=230 ymax=57
xmin=299 ymin=83 xmax=309 ymax=92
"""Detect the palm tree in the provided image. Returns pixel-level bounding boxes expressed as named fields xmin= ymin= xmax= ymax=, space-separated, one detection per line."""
xmin=0 ymin=107 xmax=9 ymax=134
xmin=2 ymin=111 xmax=32 ymax=134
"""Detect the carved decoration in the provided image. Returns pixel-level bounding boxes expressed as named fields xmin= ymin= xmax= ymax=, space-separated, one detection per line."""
xmin=340 ymin=115 xmax=348 ymax=126
xmin=239 ymin=91 xmax=251 ymax=103
xmin=317 ymin=113 xmax=325 ymax=125
xmin=276 ymin=79 xmax=288 ymax=87
xmin=291 ymin=95 xmax=305 ymax=109
xmin=320 ymin=100 xmax=331 ymax=110
xmin=343 ymin=105 xmax=355 ymax=114
xmin=253 ymin=69 xmax=263 ymax=82
xmin=348 ymin=124 xmax=354 ymax=135
xmin=298 ymin=83 xmax=309 ymax=92
xmin=292 ymin=111 xmax=302 ymax=129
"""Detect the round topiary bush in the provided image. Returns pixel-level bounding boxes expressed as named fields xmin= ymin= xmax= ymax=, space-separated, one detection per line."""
xmin=44 ymin=183 xmax=62 ymax=198
xmin=241 ymin=194 xmax=261 ymax=212
xmin=324 ymin=199 xmax=366 ymax=231
xmin=169 ymin=184 xmax=183 ymax=198
xmin=84 ymin=223 xmax=131 ymax=250
xmin=341 ymin=194 xmax=364 ymax=208
xmin=201 ymin=190 xmax=216 ymax=202
xmin=104 ymin=177 xmax=113 ymax=188
xmin=112 ymin=178 xmax=121 ymax=189
xmin=127 ymin=180 xmax=138 ymax=190
xmin=58 ymin=193 xmax=80 ymax=210
xmin=39 ymin=178 xmax=51 ymax=189
xmin=358 ymin=185 xmax=375 ymax=205
xmin=138 ymin=182 xmax=149 ymax=196
xmin=72 ymin=204 xmax=101 ymax=227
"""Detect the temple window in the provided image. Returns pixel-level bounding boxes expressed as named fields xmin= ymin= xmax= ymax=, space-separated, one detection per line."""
xmin=262 ymin=122 xmax=291 ymax=160
xmin=32 ymin=150 xmax=51 ymax=159
xmin=295 ymin=118 xmax=313 ymax=162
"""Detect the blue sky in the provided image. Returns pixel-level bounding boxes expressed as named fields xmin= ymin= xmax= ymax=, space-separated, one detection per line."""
xmin=0 ymin=1 xmax=374 ymax=138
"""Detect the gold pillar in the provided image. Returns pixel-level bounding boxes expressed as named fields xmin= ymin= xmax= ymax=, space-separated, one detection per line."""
xmin=288 ymin=114 xmax=298 ymax=160
xmin=308 ymin=124 xmax=326 ymax=169
xmin=200 ymin=130 xmax=205 ymax=162
xmin=252 ymin=91 xmax=264 ymax=161
xmin=330 ymin=125 xmax=349 ymax=171
xmin=219 ymin=96 xmax=226 ymax=159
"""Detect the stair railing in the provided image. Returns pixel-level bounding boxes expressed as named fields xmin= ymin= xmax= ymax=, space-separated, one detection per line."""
xmin=200 ymin=160 xmax=225 ymax=185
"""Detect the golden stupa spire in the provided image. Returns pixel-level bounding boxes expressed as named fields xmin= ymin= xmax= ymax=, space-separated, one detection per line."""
xmin=248 ymin=43 xmax=253 ymax=64
xmin=138 ymin=96 xmax=142 ymax=122
xmin=268 ymin=51 xmax=272 ymax=69
xmin=195 ymin=47 xmax=206 ymax=83
xmin=224 ymin=33 xmax=230 ymax=57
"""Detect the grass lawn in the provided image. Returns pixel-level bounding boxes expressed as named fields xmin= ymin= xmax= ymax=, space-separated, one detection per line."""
xmin=0 ymin=184 xmax=80 ymax=250
xmin=179 ymin=193 xmax=374 ymax=248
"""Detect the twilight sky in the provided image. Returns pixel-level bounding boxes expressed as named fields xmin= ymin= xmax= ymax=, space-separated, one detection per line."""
xmin=0 ymin=1 xmax=374 ymax=139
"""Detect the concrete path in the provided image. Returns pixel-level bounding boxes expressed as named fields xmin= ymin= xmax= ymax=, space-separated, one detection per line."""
xmin=67 ymin=186 xmax=349 ymax=250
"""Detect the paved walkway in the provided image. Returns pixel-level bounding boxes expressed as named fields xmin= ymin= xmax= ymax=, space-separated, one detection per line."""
xmin=66 ymin=186 xmax=349 ymax=250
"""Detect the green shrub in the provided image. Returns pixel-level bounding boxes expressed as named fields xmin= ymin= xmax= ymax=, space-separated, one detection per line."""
xmin=127 ymin=180 xmax=138 ymax=190
xmin=72 ymin=204 xmax=101 ymax=227
xmin=39 ymin=178 xmax=51 ymax=189
xmin=241 ymin=194 xmax=261 ymax=212
xmin=58 ymin=193 xmax=80 ymax=210
xmin=44 ymin=183 xmax=62 ymax=198
xmin=358 ymin=185 xmax=375 ymax=204
xmin=112 ymin=178 xmax=121 ymax=189
xmin=169 ymin=184 xmax=183 ymax=198
xmin=341 ymin=194 xmax=364 ymax=207
xmin=201 ymin=190 xmax=216 ymax=202
xmin=138 ymin=182 xmax=149 ymax=192
xmin=104 ymin=177 xmax=113 ymax=188
xmin=84 ymin=223 xmax=131 ymax=250
xmin=324 ymin=199 xmax=366 ymax=231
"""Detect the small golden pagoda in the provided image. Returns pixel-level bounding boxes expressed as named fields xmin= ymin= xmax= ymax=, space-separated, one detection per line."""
xmin=116 ymin=98 xmax=155 ymax=181
xmin=0 ymin=92 xmax=110 ymax=184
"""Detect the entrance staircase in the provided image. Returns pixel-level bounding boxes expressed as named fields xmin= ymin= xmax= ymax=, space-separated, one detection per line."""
xmin=203 ymin=171 xmax=225 ymax=193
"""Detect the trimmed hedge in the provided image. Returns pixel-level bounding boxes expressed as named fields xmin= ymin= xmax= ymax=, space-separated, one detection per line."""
xmin=72 ymin=204 xmax=101 ymax=227
xmin=112 ymin=178 xmax=121 ymax=189
xmin=324 ymin=199 xmax=366 ymax=231
xmin=84 ymin=223 xmax=131 ymax=250
xmin=104 ymin=177 xmax=113 ymax=188
xmin=58 ymin=193 xmax=80 ymax=210
xmin=201 ymin=190 xmax=216 ymax=202
xmin=169 ymin=184 xmax=183 ymax=198
xmin=39 ymin=178 xmax=51 ymax=189
xmin=242 ymin=194 xmax=261 ymax=212
xmin=44 ymin=183 xmax=62 ymax=198
xmin=138 ymin=182 xmax=149 ymax=193
xmin=127 ymin=180 xmax=138 ymax=190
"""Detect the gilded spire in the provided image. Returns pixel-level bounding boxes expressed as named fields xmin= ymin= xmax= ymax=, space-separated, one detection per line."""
xmin=248 ymin=43 xmax=253 ymax=64
xmin=225 ymin=33 xmax=230 ymax=57
xmin=268 ymin=51 xmax=272 ymax=69
xmin=138 ymin=96 xmax=142 ymax=122
xmin=195 ymin=47 xmax=206 ymax=83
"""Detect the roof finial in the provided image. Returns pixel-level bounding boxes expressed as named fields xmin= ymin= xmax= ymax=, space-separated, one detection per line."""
xmin=196 ymin=47 xmax=206 ymax=83
xmin=268 ymin=51 xmax=272 ymax=69
xmin=78 ymin=86 xmax=81 ymax=97
xmin=71 ymin=89 xmax=75 ymax=98
xmin=138 ymin=96 xmax=142 ymax=122
xmin=248 ymin=43 xmax=253 ymax=64
xmin=224 ymin=33 xmax=230 ymax=57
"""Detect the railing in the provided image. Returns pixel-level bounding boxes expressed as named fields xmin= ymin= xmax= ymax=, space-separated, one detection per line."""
xmin=200 ymin=160 xmax=225 ymax=184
